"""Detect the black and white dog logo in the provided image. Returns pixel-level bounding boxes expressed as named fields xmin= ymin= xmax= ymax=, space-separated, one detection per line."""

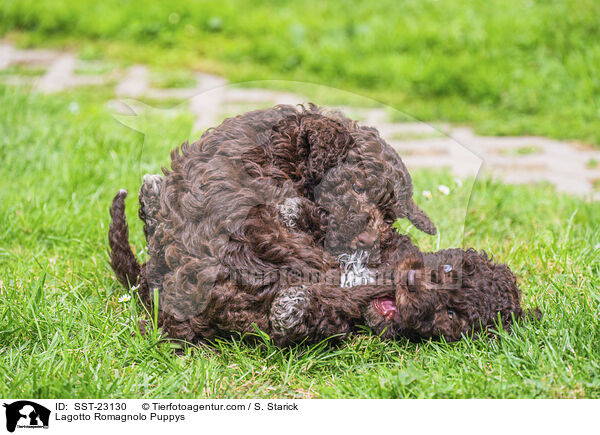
xmin=3 ymin=401 xmax=50 ymax=433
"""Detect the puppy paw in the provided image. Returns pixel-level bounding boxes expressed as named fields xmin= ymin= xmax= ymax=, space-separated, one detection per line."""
xmin=141 ymin=174 xmax=163 ymax=199
xmin=269 ymin=285 xmax=311 ymax=338
xmin=139 ymin=174 xmax=164 ymax=240
xmin=278 ymin=197 xmax=302 ymax=228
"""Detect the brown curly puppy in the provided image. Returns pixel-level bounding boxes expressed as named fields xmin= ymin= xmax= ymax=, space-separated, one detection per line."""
xmin=364 ymin=243 xmax=542 ymax=342
xmin=109 ymin=104 xmax=436 ymax=346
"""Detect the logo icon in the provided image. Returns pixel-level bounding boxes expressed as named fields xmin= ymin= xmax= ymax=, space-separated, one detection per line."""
xmin=3 ymin=401 xmax=50 ymax=433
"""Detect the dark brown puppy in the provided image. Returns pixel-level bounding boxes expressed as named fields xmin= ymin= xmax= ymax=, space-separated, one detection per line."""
xmin=365 ymin=245 xmax=542 ymax=342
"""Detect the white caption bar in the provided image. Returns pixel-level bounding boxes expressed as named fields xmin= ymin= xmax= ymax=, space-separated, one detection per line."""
xmin=0 ymin=399 xmax=595 ymax=435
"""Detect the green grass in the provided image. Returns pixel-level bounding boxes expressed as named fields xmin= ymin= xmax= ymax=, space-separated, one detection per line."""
xmin=149 ymin=70 xmax=197 ymax=89
xmin=499 ymin=145 xmax=544 ymax=157
xmin=388 ymin=131 xmax=445 ymax=141
xmin=1 ymin=84 xmax=599 ymax=398
xmin=0 ymin=64 xmax=46 ymax=76
xmin=1 ymin=0 xmax=600 ymax=145
xmin=73 ymin=60 xmax=119 ymax=76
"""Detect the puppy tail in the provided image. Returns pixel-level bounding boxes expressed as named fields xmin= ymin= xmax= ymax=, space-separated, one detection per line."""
xmin=108 ymin=189 xmax=141 ymax=288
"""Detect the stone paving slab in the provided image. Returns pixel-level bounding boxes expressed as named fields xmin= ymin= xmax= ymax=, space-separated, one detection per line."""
xmin=115 ymin=65 xmax=149 ymax=98
xmin=0 ymin=43 xmax=60 ymax=69
xmin=1 ymin=42 xmax=598 ymax=200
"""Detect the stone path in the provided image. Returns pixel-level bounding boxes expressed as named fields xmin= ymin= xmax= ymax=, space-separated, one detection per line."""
xmin=2 ymin=42 xmax=599 ymax=199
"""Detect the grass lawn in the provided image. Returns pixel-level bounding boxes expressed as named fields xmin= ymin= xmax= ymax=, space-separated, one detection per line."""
xmin=1 ymin=83 xmax=599 ymax=398
xmin=1 ymin=0 xmax=600 ymax=145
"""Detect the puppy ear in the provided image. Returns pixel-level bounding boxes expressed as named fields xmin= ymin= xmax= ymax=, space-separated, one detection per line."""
xmin=385 ymin=160 xmax=437 ymax=235
xmin=298 ymin=114 xmax=354 ymax=183
xmin=401 ymin=199 xmax=437 ymax=235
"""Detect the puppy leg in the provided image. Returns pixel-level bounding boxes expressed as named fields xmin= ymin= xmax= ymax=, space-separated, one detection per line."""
xmin=269 ymin=283 xmax=394 ymax=345
xmin=139 ymin=174 xmax=163 ymax=242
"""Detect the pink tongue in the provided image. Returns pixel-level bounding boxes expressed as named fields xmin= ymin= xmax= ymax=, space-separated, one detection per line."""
xmin=373 ymin=297 xmax=398 ymax=320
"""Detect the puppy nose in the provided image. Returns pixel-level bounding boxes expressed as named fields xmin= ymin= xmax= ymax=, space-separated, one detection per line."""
xmin=356 ymin=232 xmax=375 ymax=249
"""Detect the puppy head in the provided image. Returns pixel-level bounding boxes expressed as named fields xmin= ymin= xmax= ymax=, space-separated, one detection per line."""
xmin=272 ymin=106 xmax=436 ymax=258
xmin=371 ymin=249 xmax=538 ymax=341
xmin=314 ymin=126 xmax=436 ymax=260
xmin=314 ymin=159 xmax=391 ymax=261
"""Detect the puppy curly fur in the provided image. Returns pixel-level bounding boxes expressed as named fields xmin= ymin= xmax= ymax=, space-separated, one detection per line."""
xmin=364 ymin=244 xmax=542 ymax=341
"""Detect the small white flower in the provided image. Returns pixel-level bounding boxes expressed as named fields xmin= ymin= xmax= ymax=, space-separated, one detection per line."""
xmin=422 ymin=190 xmax=432 ymax=199
xmin=454 ymin=177 xmax=463 ymax=187
xmin=131 ymin=284 xmax=140 ymax=291
xmin=438 ymin=185 xmax=450 ymax=195
xmin=595 ymin=243 xmax=600 ymax=251
xmin=68 ymin=102 xmax=80 ymax=114
xmin=118 ymin=294 xmax=131 ymax=303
